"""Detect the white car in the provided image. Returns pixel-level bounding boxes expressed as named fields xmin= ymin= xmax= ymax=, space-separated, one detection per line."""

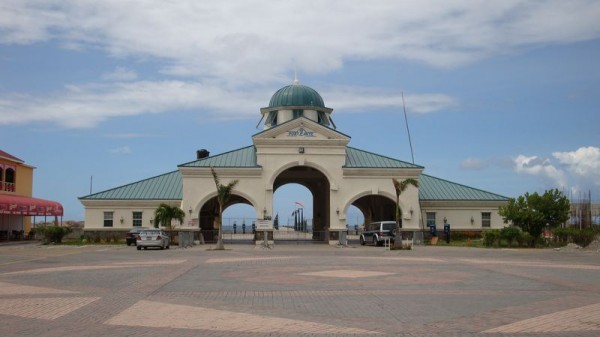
xmin=136 ymin=229 xmax=170 ymax=250
xmin=360 ymin=221 xmax=396 ymax=246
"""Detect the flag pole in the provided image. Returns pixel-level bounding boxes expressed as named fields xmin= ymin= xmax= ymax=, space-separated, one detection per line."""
xmin=402 ymin=91 xmax=415 ymax=164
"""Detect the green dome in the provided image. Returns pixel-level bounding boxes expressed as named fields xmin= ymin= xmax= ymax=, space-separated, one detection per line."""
xmin=268 ymin=84 xmax=325 ymax=108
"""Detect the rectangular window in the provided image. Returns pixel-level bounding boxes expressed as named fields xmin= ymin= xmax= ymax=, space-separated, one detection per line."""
xmin=293 ymin=109 xmax=303 ymax=119
xmin=132 ymin=211 xmax=142 ymax=227
xmin=481 ymin=212 xmax=491 ymax=228
xmin=266 ymin=111 xmax=277 ymax=126
xmin=426 ymin=212 xmax=436 ymax=227
xmin=317 ymin=111 xmax=330 ymax=125
xmin=103 ymin=212 xmax=113 ymax=227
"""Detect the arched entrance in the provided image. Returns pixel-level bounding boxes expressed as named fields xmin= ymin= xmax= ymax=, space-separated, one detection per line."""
xmin=199 ymin=194 xmax=254 ymax=243
xmin=347 ymin=194 xmax=400 ymax=245
xmin=351 ymin=194 xmax=399 ymax=227
xmin=273 ymin=166 xmax=330 ymax=242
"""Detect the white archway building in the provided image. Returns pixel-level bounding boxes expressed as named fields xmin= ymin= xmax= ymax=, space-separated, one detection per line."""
xmin=80 ymin=81 xmax=508 ymax=243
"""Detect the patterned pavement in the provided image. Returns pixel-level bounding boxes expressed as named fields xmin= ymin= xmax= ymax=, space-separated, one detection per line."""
xmin=0 ymin=243 xmax=598 ymax=336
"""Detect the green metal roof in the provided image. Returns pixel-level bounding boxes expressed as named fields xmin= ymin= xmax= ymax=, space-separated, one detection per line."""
xmin=79 ymin=171 xmax=182 ymax=200
xmin=344 ymin=147 xmax=423 ymax=169
xmin=268 ymin=84 xmax=325 ymax=108
xmin=419 ymin=174 xmax=508 ymax=201
xmin=79 ymin=146 xmax=507 ymax=202
xmin=179 ymin=146 xmax=259 ymax=168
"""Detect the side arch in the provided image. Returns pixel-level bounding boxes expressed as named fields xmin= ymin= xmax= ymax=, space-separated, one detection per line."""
xmin=196 ymin=191 xmax=258 ymax=235
xmin=191 ymin=190 xmax=259 ymax=217
xmin=342 ymin=190 xmax=403 ymax=226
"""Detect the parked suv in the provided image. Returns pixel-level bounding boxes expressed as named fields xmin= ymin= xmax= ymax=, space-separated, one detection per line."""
xmin=125 ymin=227 xmax=147 ymax=246
xmin=360 ymin=221 xmax=396 ymax=246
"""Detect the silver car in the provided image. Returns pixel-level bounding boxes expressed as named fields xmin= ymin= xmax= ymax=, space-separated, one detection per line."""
xmin=136 ymin=229 xmax=170 ymax=250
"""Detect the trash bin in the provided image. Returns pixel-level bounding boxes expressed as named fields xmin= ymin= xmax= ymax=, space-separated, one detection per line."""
xmin=339 ymin=231 xmax=347 ymax=245
xmin=178 ymin=231 xmax=193 ymax=248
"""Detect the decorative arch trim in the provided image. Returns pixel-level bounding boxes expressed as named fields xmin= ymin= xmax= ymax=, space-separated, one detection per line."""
xmin=193 ymin=190 xmax=258 ymax=217
xmin=267 ymin=160 xmax=335 ymax=190
xmin=341 ymin=190 xmax=409 ymax=217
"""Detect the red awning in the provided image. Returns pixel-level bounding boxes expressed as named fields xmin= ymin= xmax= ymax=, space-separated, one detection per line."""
xmin=0 ymin=194 xmax=63 ymax=216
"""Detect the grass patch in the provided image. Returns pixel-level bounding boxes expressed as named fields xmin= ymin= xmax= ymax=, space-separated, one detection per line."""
xmin=433 ymin=239 xmax=485 ymax=248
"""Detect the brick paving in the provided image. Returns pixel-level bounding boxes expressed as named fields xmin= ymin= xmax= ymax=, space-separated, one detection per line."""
xmin=0 ymin=243 xmax=598 ymax=336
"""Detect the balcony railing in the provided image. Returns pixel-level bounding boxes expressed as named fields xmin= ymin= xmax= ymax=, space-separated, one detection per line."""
xmin=4 ymin=182 xmax=15 ymax=192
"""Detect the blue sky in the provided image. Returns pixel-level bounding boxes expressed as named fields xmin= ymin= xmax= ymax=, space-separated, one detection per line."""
xmin=1 ymin=1 xmax=599 ymax=223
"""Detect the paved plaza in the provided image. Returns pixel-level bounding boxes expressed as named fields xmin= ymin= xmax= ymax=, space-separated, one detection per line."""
xmin=0 ymin=242 xmax=598 ymax=337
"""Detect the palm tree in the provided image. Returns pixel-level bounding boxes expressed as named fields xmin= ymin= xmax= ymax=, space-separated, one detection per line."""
xmin=392 ymin=178 xmax=419 ymax=249
xmin=154 ymin=203 xmax=186 ymax=243
xmin=211 ymin=167 xmax=239 ymax=250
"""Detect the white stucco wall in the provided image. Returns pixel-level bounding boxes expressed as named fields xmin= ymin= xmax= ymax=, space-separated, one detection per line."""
xmin=81 ymin=200 xmax=180 ymax=229
xmin=420 ymin=201 xmax=506 ymax=231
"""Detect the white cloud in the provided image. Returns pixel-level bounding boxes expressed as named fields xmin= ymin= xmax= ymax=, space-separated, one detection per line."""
xmin=2 ymin=1 xmax=599 ymax=81
xmin=101 ymin=67 xmax=137 ymax=81
xmin=513 ymin=154 xmax=567 ymax=188
xmin=326 ymin=87 xmax=458 ymax=114
xmin=103 ymin=133 xmax=153 ymax=139
xmin=1 ymin=1 xmax=599 ymax=128
xmin=0 ymin=80 xmax=456 ymax=128
xmin=553 ymin=146 xmax=600 ymax=185
xmin=0 ymin=81 xmax=263 ymax=128
xmin=460 ymin=157 xmax=490 ymax=170
xmin=511 ymin=148 xmax=600 ymax=198
xmin=110 ymin=146 xmax=132 ymax=154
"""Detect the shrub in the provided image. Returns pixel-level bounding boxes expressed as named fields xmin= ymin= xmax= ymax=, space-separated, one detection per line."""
xmin=450 ymin=230 xmax=483 ymax=241
xmin=572 ymin=228 xmax=597 ymax=247
xmin=517 ymin=232 xmax=533 ymax=247
xmin=483 ymin=230 xmax=500 ymax=247
xmin=36 ymin=225 xmax=73 ymax=244
xmin=553 ymin=227 xmax=598 ymax=248
xmin=500 ymin=227 xmax=522 ymax=247
xmin=553 ymin=227 xmax=573 ymax=246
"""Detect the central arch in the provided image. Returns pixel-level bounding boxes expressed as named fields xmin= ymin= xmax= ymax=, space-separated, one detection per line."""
xmin=273 ymin=165 xmax=330 ymax=241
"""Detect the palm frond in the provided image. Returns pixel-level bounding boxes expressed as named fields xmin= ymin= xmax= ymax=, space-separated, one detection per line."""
xmin=392 ymin=178 xmax=401 ymax=196
xmin=210 ymin=167 xmax=220 ymax=189
xmin=400 ymin=178 xmax=419 ymax=190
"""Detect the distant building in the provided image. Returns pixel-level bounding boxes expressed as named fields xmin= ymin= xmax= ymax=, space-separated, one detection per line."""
xmin=0 ymin=150 xmax=63 ymax=240
xmin=569 ymin=201 xmax=600 ymax=228
xmin=80 ymin=81 xmax=508 ymax=243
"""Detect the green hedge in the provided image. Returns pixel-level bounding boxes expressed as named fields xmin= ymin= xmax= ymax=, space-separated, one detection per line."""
xmin=500 ymin=227 xmax=522 ymax=246
xmin=483 ymin=228 xmax=534 ymax=248
xmin=483 ymin=230 xmax=501 ymax=247
xmin=35 ymin=225 xmax=73 ymax=244
xmin=450 ymin=230 xmax=483 ymax=241
xmin=553 ymin=227 xmax=599 ymax=248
